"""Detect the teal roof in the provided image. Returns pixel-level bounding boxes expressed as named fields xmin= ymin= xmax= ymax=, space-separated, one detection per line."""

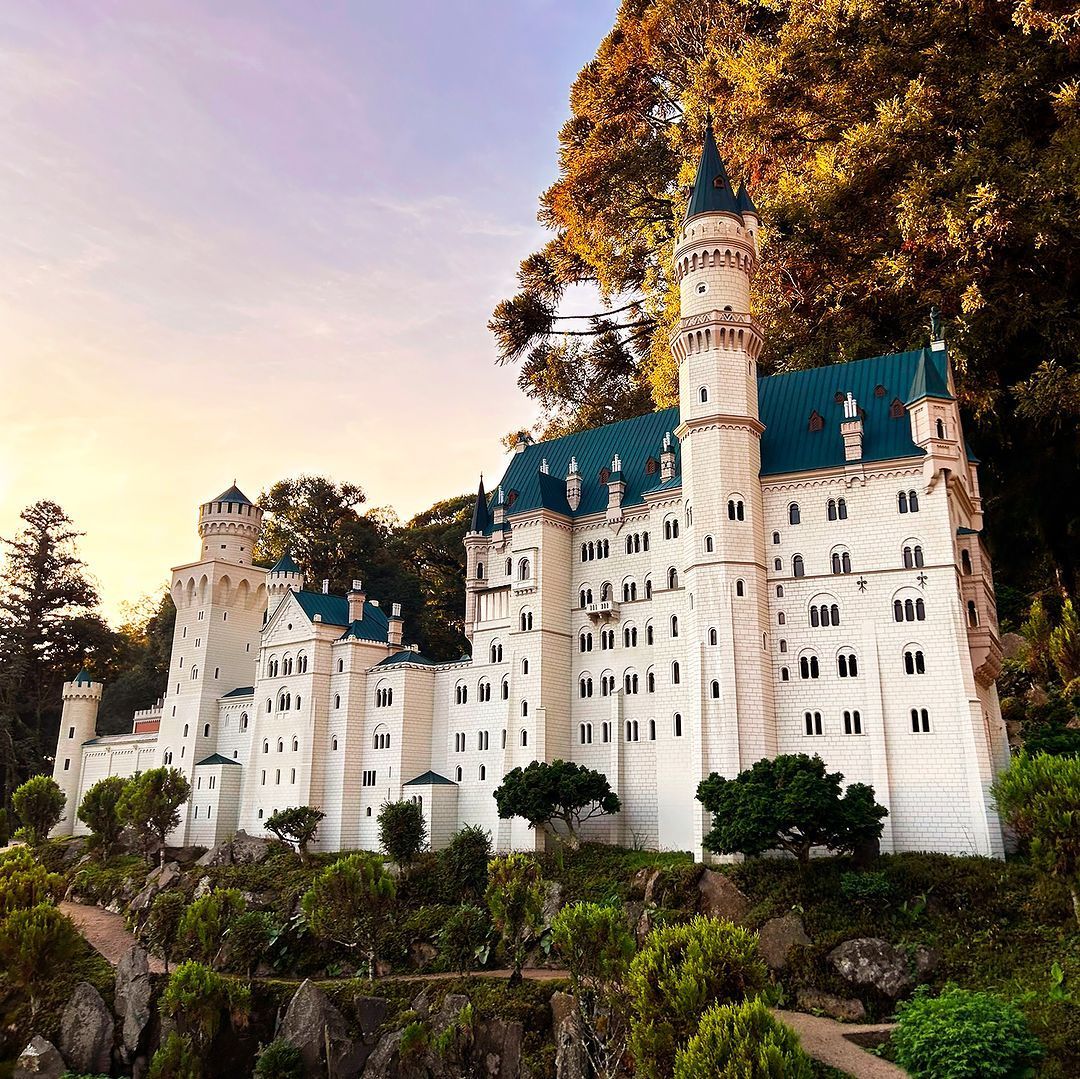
xmin=73 ymin=669 xmax=93 ymax=686
xmin=470 ymin=478 xmax=491 ymax=533
xmin=212 ymin=484 xmax=252 ymax=506
xmin=403 ymin=770 xmax=455 ymax=787
xmin=373 ymin=650 xmax=439 ymax=668
xmin=221 ymin=686 xmax=253 ymax=698
xmin=339 ymin=608 xmax=390 ymax=644
xmin=905 ymin=348 xmax=954 ymax=404
xmin=736 ymin=181 xmax=758 ymax=217
xmin=195 ymin=753 xmax=241 ymax=767
xmin=686 ymin=121 xmax=740 ymax=220
xmin=270 ymin=551 xmax=300 ymax=575
xmin=957 ymin=526 xmax=980 ymax=536
xmin=294 ymin=590 xmax=350 ymax=626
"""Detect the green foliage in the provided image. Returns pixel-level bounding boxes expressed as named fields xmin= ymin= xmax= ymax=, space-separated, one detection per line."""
xmin=550 ymin=901 xmax=635 ymax=988
xmin=160 ymin=960 xmax=251 ymax=1051
xmin=674 ymin=998 xmax=813 ymax=1079
xmin=440 ymin=824 xmax=492 ymax=900
xmin=221 ymin=910 xmax=277 ymax=975
xmin=1024 ymin=721 xmax=1080 ymax=758
xmin=0 ymin=807 xmax=9 ymax=845
xmin=893 ymin=987 xmax=1043 ymax=1079
xmin=1024 ymin=598 xmax=1057 ymax=681
xmin=147 ymin=1032 xmax=201 ymax=1079
xmin=436 ymin=903 xmax=491 ymax=975
xmin=301 ymin=853 xmax=396 ymax=977
xmin=377 ymin=799 xmax=427 ymax=865
xmin=12 ymin=774 xmax=66 ymax=845
xmin=264 ymin=805 xmax=325 ymax=863
xmin=1050 ymin=599 xmax=1080 ymax=688
xmin=485 ymin=854 xmax=545 ymax=979
xmin=0 ymin=902 xmax=83 ymax=1012
xmin=839 ymin=870 xmax=893 ymax=909
xmin=698 ymin=753 xmax=887 ymax=865
xmin=626 ymin=915 xmax=769 ymax=1079
xmin=147 ymin=889 xmax=186 ymax=970
xmin=253 ymin=1038 xmax=304 ymax=1079
xmin=494 ymin=759 xmax=621 ymax=847
xmin=118 ymin=767 xmax=191 ymax=865
xmin=0 ymin=846 xmax=63 ymax=915
xmin=993 ymin=752 xmax=1080 ymax=924
xmin=71 ymin=852 xmax=147 ymax=906
xmin=77 ymin=775 xmax=130 ymax=856
xmin=176 ymin=888 xmax=246 ymax=968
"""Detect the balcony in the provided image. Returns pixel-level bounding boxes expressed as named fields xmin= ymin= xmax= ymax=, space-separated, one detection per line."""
xmin=586 ymin=600 xmax=620 ymax=622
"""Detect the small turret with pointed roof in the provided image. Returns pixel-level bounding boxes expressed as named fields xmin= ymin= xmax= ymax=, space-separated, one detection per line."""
xmin=198 ymin=481 xmax=263 ymax=565
xmin=470 ymin=476 xmax=490 ymax=534
xmin=267 ymin=548 xmax=304 ymax=607
xmin=686 ymin=116 xmax=741 ymax=221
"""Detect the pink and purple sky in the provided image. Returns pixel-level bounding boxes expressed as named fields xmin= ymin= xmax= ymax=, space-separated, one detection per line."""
xmin=0 ymin=0 xmax=619 ymax=619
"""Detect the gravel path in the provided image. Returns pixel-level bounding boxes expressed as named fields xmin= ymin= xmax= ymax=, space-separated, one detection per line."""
xmin=62 ymin=901 xmax=905 ymax=1075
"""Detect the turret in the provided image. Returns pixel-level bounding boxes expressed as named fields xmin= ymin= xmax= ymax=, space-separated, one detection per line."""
xmin=51 ymin=670 xmax=103 ymax=836
xmin=660 ymin=433 xmax=677 ymax=482
xmin=267 ymin=551 xmax=304 ymax=608
xmin=906 ymin=346 xmax=962 ymax=494
xmin=566 ymin=457 xmax=582 ymax=512
xmin=606 ymin=454 xmax=626 ymax=525
xmin=198 ymin=484 xmax=262 ymax=565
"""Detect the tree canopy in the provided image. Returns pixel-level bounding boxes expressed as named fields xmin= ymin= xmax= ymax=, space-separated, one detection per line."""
xmin=491 ymin=0 xmax=1080 ymax=596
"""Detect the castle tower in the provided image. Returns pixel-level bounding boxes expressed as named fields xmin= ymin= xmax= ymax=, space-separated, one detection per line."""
xmin=464 ymin=476 xmax=490 ymax=640
xmin=670 ymin=120 xmax=775 ymax=853
xmin=157 ymin=484 xmax=268 ymax=842
xmin=51 ymin=670 xmax=103 ymax=836
xmin=266 ymin=551 xmax=304 ymax=612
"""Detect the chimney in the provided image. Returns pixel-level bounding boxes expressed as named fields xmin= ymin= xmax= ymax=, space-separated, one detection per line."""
xmin=321 ymin=579 xmax=330 ymax=594
xmin=606 ymin=454 xmax=626 ymax=525
xmin=492 ymin=486 xmax=506 ymax=527
xmin=566 ymin=456 xmax=581 ymax=512
xmin=539 ymin=457 xmax=549 ymax=475
xmin=660 ymin=433 xmax=676 ymax=481
xmin=347 ymin=579 xmax=365 ymax=622
xmin=840 ymin=393 xmax=863 ymax=462
xmin=388 ymin=602 xmax=403 ymax=648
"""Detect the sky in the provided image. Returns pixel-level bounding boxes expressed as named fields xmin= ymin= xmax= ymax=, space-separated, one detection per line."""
xmin=0 ymin=0 xmax=620 ymax=621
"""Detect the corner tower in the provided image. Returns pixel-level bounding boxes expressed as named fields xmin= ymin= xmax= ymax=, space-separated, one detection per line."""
xmin=51 ymin=670 xmax=102 ymax=836
xmin=671 ymin=120 xmax=775 ymax=854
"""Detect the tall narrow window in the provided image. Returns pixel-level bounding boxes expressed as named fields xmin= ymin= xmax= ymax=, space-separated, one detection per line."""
xmin=911 ymin=708 xmax=930 ymax=733
xmin=793 ymin=555 xmax=805 ymax=578
xmin=804 ymin=711 xmax=823 ymax=736
xmin=788 ymin=503 xmax=801 ymax=525
xmin=844 ymin=710 xmax=862 ymax=735
xmin=673 ymin=713 xmax=683 ymax=737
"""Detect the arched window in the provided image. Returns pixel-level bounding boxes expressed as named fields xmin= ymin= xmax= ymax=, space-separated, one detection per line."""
xmin=490 ymin=641 xmax=503 ymax=663
xmin=579 ymin=631 xmax=593 ymax=653
xmin=898 ymin=491 xmax=908 ymax=513
xmin=622 ymin=579 xmax=637 ymax=602
xmin=792 ymin=555 xmax=805 ymax=578
xmin=505 ymin=557 xmax=513 ymax=574
xmin=600 ymin=627 xmax=615 ymax=650
xmin=780 ymin=667 xmax=789 ymax=681
xmin=240 ymin=713 xmax=249 ymax=731
xmin=710 ymin=680 xmax=720 ymax=699
xmin=704 ymin=535 xmax=715 ymax=553
xmin=838 ymin=498 xmax=848 ymax=520
xmin=203 ymin=723 xmax=210 ymax=737
xmin=580 ymin=587 xmax=593 ymax=608
xmin=520 ymin=729 xmax=528 ymax=746
xmin=337 ymin=658 xmax=344 ymax=673
xmin=788 ymin=503 xmax=801 ymax=525
xmin=623 ymin=624 xmax=637 ymax=647
xmin=521 ymin=657 xmax=530 ymax=675
xmin=778 ymin=612 xmax=786 ymax=625
xmin=645 ymin=621 xmax=654 ymax=646
xmin=276 ymin=738 xmax=284 ymax=753
xmin=831 ymin=550 xmax=851 ymax=575
xmin=456 ymin=766 xmax=463 ymax=782
xmin=518 ymin=558 xmax=531 ymax=581
xmin=708 ymin=627 xmax=718 ymax=646
xmin=911 ymin=708 xmax=930 ymax=733
xmin=774 ymin=557 xmax=782 ymax=571
xmin=670 ymin=615 xmax=679 ymax=638
xmin=727 ymin=499 xmax=745 ymax=522
xmin=735 ymin=579 xmax=745 ymax=597
xmin=664 ymin=517 xmax=680 ymax=540
xmin=602 ymin=721 xmax=611 ymax=743
xmin=580 ymin=722 xmax=593 ymax=744
xmin=649 ymin=719 xmax=656 ymax=741
xmin=501 ymin=677 xmax=509 ymax=700
xmin=673 ymin=713 xmax=683 ymax=737
xmin=936 ymin=417 xmax=946 ymax=439
xmin=667 ymin=567 xmax=678 ymax=589
xmin=266 ymin=699 xmax=272 ymax=713
xmin=772 ymin=531 xmax=781 ymax=545
xmin=579 ymin=675 xmax=593 ymax=698
xmin=837 ymin=652 xmax=858 ymax=678
xmin=521 ymin=700 xmax=529 ymax=717
xmin=699 ymin=386 xmax=709 ymax=403
xmin=479 ymin=764 xmax=486 ymax=781
xmin=843 ymin=710 xmax=863 ymax=735
xmin=331 ymin=736 xmax=338 ymax=751
xmin=624 ymin=671 xmax=639 ymax=695
xmin=671 ymin=661 xmax=681 ymax=684
xmin=646 ymin=668 xmax=656 ymax=693
xmin=804 ymin=711 xmax=823 ymax=736
xmin=827 ymin=498 xmax=837 ymax=521
xmin=799 ymin=654 xmax=820 ymax=680
xmin=904 ymin=648 xmax=926 ymax=675
xmin=779 ymin=639 xmax=787 ymax=652
xmin=967 ymin=600 xmax=979 ymax=627
xmin=909 ymin=490 xmax=920 ymax=512
xmin=520 ymin=609 xmax=533 ymax=631
xmin=644 ymin=576 xmax=653 ymax=599
xmin=961 ymin=549 xmax=973 ymax=575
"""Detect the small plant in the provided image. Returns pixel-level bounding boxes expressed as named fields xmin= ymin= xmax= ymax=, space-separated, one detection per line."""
xmin=176 ymin=888 xmax=246 ymax=968
xmin=146 ymin=889 xmax=186 ymax=972
xmin=264 ymin=806 xmax=325 ymax=863
xmin=839 ymin=870 xmax=892 ymax=908
xmin=377 ymin=800 xmax=428 ymax=866
xmin=159 ymin=960 xmax=251 ymax=1053
xmin=437 ymin=903 xmax=491 ymax=975
xmin=221 ymin=910 xmax=277 ymax=975
xmin=892 ymin=986 xmax=1042 ymax=1079
xmin=12 ymin=774 xmax=67 ymax=846
xmin=0 ymin=847 xmax=63 ymax=915
xmin=440 ymin=824 xmax=492 ymax=900
xmin=147 ymin=1031 xmax=201 ymax=1079
xmin=77 ymin=775 xmax=131 ymax=857
xmin=674 ymin=998 xmax=813 ymax=1078
xmin=399 ymin=1020 xmax=430 ymax=1060
xmin=484 ymin=853 xmax=544 ymax=985
xmin=253 ymin=1038 xmax=304 ymax=1079
xmin=0 ymin=903 xmax=83 ymax=1015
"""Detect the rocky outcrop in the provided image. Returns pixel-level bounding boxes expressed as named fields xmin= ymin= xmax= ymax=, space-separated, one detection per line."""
xmin=129 ymin=861 xmax=181 ymax=915
xmin=475 ymin=1015 xmax=524 ymax=1079
xmin=828 ymin=937 xmax=937 ymax=998
xmin=115 ymin=945 xmax=154 ymax=1064
xmin=58 ymin=981 xmax=114 ymax=1075
xmin=196 ymin=829 xmax=273 ymax=868
xmin=757 ymin=912 xmax=811 ymax=970
xmin=696 ymin=868 xmax=751 ymax=924
xmin=796 ymin=988 xmax=867 ymax=1022
xmin=280 ymin=978 xmax=367 ymax=1078
xmin=551 ymin=992 xmax=587 ymax=1079
xmin=13 ymin=1036 xmax=65 ymax=1079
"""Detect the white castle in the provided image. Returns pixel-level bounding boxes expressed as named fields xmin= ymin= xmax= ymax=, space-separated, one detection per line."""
xmin=52 ymin=129 xmax=1009 ymax=858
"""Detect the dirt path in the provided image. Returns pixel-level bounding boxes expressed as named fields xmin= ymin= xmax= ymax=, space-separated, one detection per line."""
xmin=62 ymin=901 xmax=904 ymax=1075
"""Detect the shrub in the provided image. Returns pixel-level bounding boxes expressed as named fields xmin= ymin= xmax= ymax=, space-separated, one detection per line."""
xmin=147 ymin=889 xmax=186 ymax=972
xmin=221 ymin=910 xmax=277 ymax=975
xmin=674 ymin=998 xmax=813 ymax=1078
xmin=485 ymin=854 xmax=544 ymax=983
xmin=118 ymin=767 xmax=191 ymax=866
xmin=626 ymin=916 xmax=769 ymax=1079
xmin=147 ymin=1031 xmax=202 ymax=1079
xmin=176 ymin=889 xmax=246 ymax=968
xmin=12 ymin=774 xmax=67 ymax=845
xmin=839 ymin=870 xmax=893 ymax=908
xmin=264 ymin=806 xmax=325 ymax=863
xmin=78 ymin=775 xmax=131 ymax=857
xmin=550 ymin=901 xmax=635 ymax=987
xmin=0 ymin=902 xmax=83 ymax=1014
xmin=0 ymin=847 xmax=63 ymax=915
xmin=377 ymin=800 xmax=427 ymax=866
xmin=441 ymin=824 xmax=492 ymax=900
xmin=160 ymin=960 xmax=251 ymax=1051
xmin=253 ymin=1038 xmax=304 ymax=1079
xmin=0 ymin=807 xmax=9 ymax=845
xmin=437 ymin=903 xmax=491 ymax=975
xmin=893 ymin=987 xmax=1043 ymax=1079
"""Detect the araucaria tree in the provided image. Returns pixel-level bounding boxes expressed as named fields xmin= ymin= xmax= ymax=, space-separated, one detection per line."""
xmin=78 ymin=775 xmax=131 ymax=856
xmin=264 ymin=805 xmax=326 ymax=863
xmin=493 ymin=759 xmax=621 ymax=848
xmin=697 ymin=754 xmax=887 ymax=866
xmin=119 ymin=767 xmax=191 ymax=866
xmin=12 ymin=775 xmax=66 ymax=845
xmin=484 ymin=853 xmax=545 ymax=985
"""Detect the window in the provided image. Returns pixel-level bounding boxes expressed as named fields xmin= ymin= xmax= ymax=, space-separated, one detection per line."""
xmin=667 ymin=567 xmax=679 ymax=589
xmin=781 ymin=667 xmax=790 ymax=681
xmin=672 ymin=661 xmax=681 ymax=684
xmin=708 ymin=627 xmax=718 ymax=646
xmin=903 ymin=544 xmax=924 ymax=569
xmin=673 ymin=713 xmax=683 ymax=737
xmin=911 ymin=708 xmax=931 ymax=733
xmin=624 ymin=719 xmax=639 ymax=742
xmin=518 ymin=558 xmax=531 ymax=581
xmin=602 ymin=721 xmax=611 ymax=743
xmin=799 ymin=655 xmax=820 ymax=680
xmin=894 ymin=596 xmax=926 ymax=622
xmin=772 ymin=531 xmax=781 ymax=545
xmin=376 ymin=685 xmax=393 ymax=707
xmin=809 ymin=603 xmax=841 ymax=628
xmin=646 ymin=622 xmax=654 ymax=646
xmin=622 ymin=579 xmax=637 ymax=602
xmin=501 ymin=678 xmax=509 ymax=700
xmin=778 ymin=612 xmax=786 ymax=626
xmin=520 ymin=729 xmax=528 ymax=746
xmin=826 ymin=497 xmax=849 ymax=521
xmin=647 ymin=668 xmax=656 ymax=693
xmin=967 ymin=600 xmax=979 ymax=627
xmin=736 ymin=580 xmax=745 ymax=597
xmin=793 ymin=555 xmax=805 ymax=578
xmin=521 ymin=700 xmax=529 ymax=717
xmin=522 ymin=657 xmax=530 ymax=675
xmin=804 ymin=711 xmax=823 ymax=736
xmin=831 ymin=550 xmax=851 ymax=574
xmin=779 ymin=639 xmax=787 ymax=652
xmin=710 ymin=680 xmax=720 ymax=699
xmin=240 ymin=713 xmax=248 ymax=731
xmin=579 ymin=632 xmax=593 ymax=653
xmin=704 ymin=534 xmax=714 ymax=553
xmin=520 ymin=609 xmax=533 ymax=631
xmin=649 ymin=719 xmax=656 ymax=741
xmin=600 ymin=627 xmax=615 ymax=650
xmin=624 ymin=671 xmax=639 ymax=694
xmin=699 ymin=386 xmax=709 ymax=403
xmin=600 ymin=673 xmax=615 ymax=696
xmin=843 ymin=710 xmax=863 ymax=735
xmin=664 ymin=518 xmax=680 ymax=540
xmin=936 ymin=417 xmax=946 ymax=439
xmin=623 ymin=625 xmax=637 ymax=647
xmin=898 ymin=489 xmax=920 ymax=513
xmin=579 ymin=722 xmax=593 ymax=744
xmin=337 ymin=659 xmax=344 ymax=673
xmin=478 ymin=764 xmax=486 ymax=781
xmin=374 ymin=727 xmax=390 ymax=750
xmin=203 ymin=723 xmax=210 ymax=737
xmin=904 ymin=648 xmax=926 ymax=674
xmin=788 ymin=503 xmax=801 ymax=525
xmin=455 ymin=683 xmax=468 ymax=705
xmin=961 ymin=549 xmax=973 ymax=575
xmin=670 ymin=615 xmax=679 ymax=638
xmin=455 ymin=766 xmax=463 ymax=781
xmin=774 ymin=557 xmax=782 ymax=571
xmin=580 ymin=588 xmax=593 ymax=607
xmin=727 ymin=499 xmax=745 ymax=521
xmin=506 ymin=558 xmax=513 ymax=575
xmin=837 ymin=652 xmax=859 ymax=678
xmin=490 ymin=642 xmax=504 ymax=663
xmin=331 ymin=736 xmax=338 ymax=751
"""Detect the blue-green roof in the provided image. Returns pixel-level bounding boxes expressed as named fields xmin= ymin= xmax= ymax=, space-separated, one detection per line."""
xmin=270 ymin=552 xmax=300 ymax=575
xmin=957 ymin=526 xmax=980 ymax=536
xmin=470 ymin=478 xmax=490 ymax=533
xmin=221 ymin=686 xmax=253 ymax=698
xmin=294 ymin=590 xmax=350 ymax=626
xmin=73 ymin=669 xmax=93 ymax=686
xmin=403 ymin=770 xmax=455 ymax=787
xmin=212 ymin=484 xmax=252 ymax=505
xmin=195 ymin=753 xmax=241 ymax=767
xmin=339 ymin=608 xmax=390 ymax=643
xmin=905 ymin=348 xmax=954 ymax=404
xmin=686 ymin=122 xmax=740 ymax=220
xmin=373 ymin=650 xmax=440 ymax=668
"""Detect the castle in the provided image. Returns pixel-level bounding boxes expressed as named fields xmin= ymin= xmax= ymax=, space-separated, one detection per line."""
xmin=52 ymin=128 xmax=1009 ymax=858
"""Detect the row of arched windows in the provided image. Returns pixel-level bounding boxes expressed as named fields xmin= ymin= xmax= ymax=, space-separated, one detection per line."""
xmin=578 ymin=715 xmax=684 ymax=744
xmin=266 ymin=653 xmax=308 ymax=678
xmin=266 ymin=691 xmax=301 ymax=713
xmin=262 ymin=736 xmax=301 ymax=753
xmin=624 ymin=532 xmax=650 ymax=554
xmin=779 ymin=645 xmax=928 ymax=683
xmin=580 ymin=540 xmax=610 ymax=561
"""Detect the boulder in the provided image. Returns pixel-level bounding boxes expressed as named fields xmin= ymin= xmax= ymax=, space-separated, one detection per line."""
xmin=129 ymin=861 xmax=181 ymax=914
xmin=196 ymin=841 xmax=231 ymax=868
xmin=828 ymin=937 xmax=935 ymax=998
xmin=230 ymin=829 xmax=272 ymax=864
xmin=1000 ymin=631 xmax=1026 ymax=661
xmin=353 ymin=995 xmax=390 ymax=1044
xmin=696 ymin=868 xmax=751 ymax=924
xmin=115 ymin=945 xmax=153 ymax=1062
xmin=550 ymin=992 xmax=587 ymax=1079
xmin=59 ymin=981 xmax=114 ymax=1075
xmin=193 ymin=876 xmax=212 ymax=900
xmin=757 ymin=913 xmax=811 ymax=970
xmin=361 ymin=1028 xmax=403 ymax=1078
xmin=280 ymin=978 xmax=366 ymax=1078
xmin=475 ymin=1016 xmax=524 ymax=1079
xmin=796 ymin=988 xmax=867 ymax=1022
xmin=13 ymin=1036 xmax=66 ymax=1079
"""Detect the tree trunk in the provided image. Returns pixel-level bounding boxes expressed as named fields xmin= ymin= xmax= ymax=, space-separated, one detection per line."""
xmin=1070 ymin=883 xmax=1080 ymax=929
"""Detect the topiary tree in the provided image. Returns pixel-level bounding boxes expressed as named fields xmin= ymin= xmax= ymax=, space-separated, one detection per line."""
xmin=493 ymin=760 xmax=621 ymax=848
xmin=146 ymin=888 xmax=186 ymax=972
xmin=674 ymin=998 xmax=813 ymax=1079
xmin=436 ymin=903 xmax=491 ymax=976
xmin=12 ymin=774 xmax=66 ymax=845
xmin=119 ymin=767 xmax=191 ymax=866
xmin=892 ymin=986 xmax=1043 ymax=1079
xmin=993 ymin=751 xmax=1080 ymax=925
xmin=626 ymin=915 xmax=769 ymax=1079
xmin=377 ymin=799 xmax=427 ymax=866
xmin=440 ymin=824 xmax=492 ymax=900
xmin=176 ymin=888 xmax=246 ymax=968
xmin=0 ymin=903 xmax=83 ymax=1016
xmin=78 ymin=775 xmax=131 ymax=857
xmin=0 ymin=846 xmax=63 ymax=915
xmin=484 ymin=853 xmax=544 ymax=985
xmin=264 ymin=805 xmax=325 ymax=863
xmin=697 ymin=753 xmax=888 ymax=867
xmin=254 ymin=1038 xmax=304 ymax=1079
xmin=159 ymin=960 xmax=251 ymax=1057
xmin=301 ymin=853 xmax=396 ymax=979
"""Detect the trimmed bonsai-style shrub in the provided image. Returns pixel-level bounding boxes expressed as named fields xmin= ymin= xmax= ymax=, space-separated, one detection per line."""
xmin=485 ymin=853 xmax=544 ymax=985
xmin=440 ymin=824 xmax=492 ymax=900
xmin=12 ymin=774 xmax=67 ymax=846
xmin=264 ymin=805 xmax=325 ymax=863
xmin=0 ymin=847 xmax=63 ymax=915
xmin=146 ymin=888 xmax=186 ymax=972
xmin=551 ymin=901 xmax=635 ymax=986
xmin=159 ymin=960 xmax=251 ymax=1054
xmin=176 ymin=889 xmax=246 ymax=968
xmin=377 ymin=799 xmax=428 ymax=866
xmin=221 ymin=910 xmax=277 ymax=975
xmin=118 ymin=767 xmax=191 ymax=866
xmin=0 ymin=902 xmax=83 ymax=1015
xmin=78 ymin=775 xmax=131 ymax=857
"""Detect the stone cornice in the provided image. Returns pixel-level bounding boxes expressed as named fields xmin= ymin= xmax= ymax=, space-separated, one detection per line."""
xmin=675 ymin=414 xmax=766 ymax=439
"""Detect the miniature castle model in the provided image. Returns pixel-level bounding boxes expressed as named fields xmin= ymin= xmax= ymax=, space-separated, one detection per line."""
xmin=53 ymin=128 xmax=1009 ymax=858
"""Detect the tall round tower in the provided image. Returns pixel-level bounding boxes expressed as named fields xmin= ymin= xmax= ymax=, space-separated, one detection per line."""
xmin=51 ymin=669 xmax=103 ymax=836
xmin=197 ymin=484 xmax=263 ymax=565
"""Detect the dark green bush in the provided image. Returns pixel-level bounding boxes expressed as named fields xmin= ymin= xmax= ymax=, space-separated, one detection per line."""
xmin=839 ymin=870 xmax=892 ymax=908
xmin=377 ymin=800 xmax=427 ymax=866
xmin=437 ymin=904 xmax=492 ymax=975
xmin=440 ymin=824 xmax=492 ymax=900
xmin=893 ymin=986 xmax=1043 ymax=1079
xmin=253 ymin=1038 xmax=304 ymax=1079
xmin=176 ymin=889 xmax=246 ymax=967
xmin=12 ymin=775 xmax=66 ymax=846
xmin=146 ymin=890 xmax=186 ymax=970
xmin=220 ymin=910 xmax=277 ymax=975
xmin=147 ymin=1031 xmax=201 ymax=1079
xmin=0 ymin=847 xmax=64 ymax=915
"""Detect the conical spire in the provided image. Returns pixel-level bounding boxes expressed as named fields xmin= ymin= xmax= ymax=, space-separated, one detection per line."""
xmin=686 ymin=117 xmax=740 ymax=221
xmin=470 ymin=476 xmax=490 ymax=533
xmin=906 ymin=349 xmax=954 ymax=405
xmin=735 ymin=180 xmax=758 ymax=218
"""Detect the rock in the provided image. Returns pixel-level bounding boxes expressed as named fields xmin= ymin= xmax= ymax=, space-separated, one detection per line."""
xmin=475 ymin=1016 xmax=524 ymax=1079
xmin=59 ymin=837 xmax=89 ymax=869
xmin=829 ymin=937 xmax=931 ymax=998
xmin=1026 ymin=684 xmax=1050 ymax=708
xmin=542 ymin=881 xmax=565 ymax=924
xmin=116 ymin=945 xmax=153 ymax=1062
xmin=757 ymin=913 xmax=811 ymax=970
xmin=362 ymin=1028 xmax=402 ymax=1077
xmin=230 ymin=829 xmax=272 ymax=864
xmin=374 ymin=958 xmax=393 ymax=978
xmin=551 ymin=992 xmax=587 ymax=1079
xmin=696 ymin=868 xmax=751 ymax=924
xmin=913 ymin=945 xmax=940 ymax=978
xmin=280 ymin=978 xmax=366 ymax=1078
xmin=58 ymin=981 xmax=114 ymax=1075
xmin=353 ymin=996 xmax=390 ymax=1044
xmin=130 ymin=861 xmax=181 ymax=914
xmin=196 ymin=841 xmax=231 ymax=867
xmin=193 ymin=876 xmax=212 ymax=900
xmin=13 ymin=1036 xmax=65 ymax=1079
xmin=409 ymin=940 xmax=438 ymax=970
xmin=796 ymin=988 xmax=867 ymax=1022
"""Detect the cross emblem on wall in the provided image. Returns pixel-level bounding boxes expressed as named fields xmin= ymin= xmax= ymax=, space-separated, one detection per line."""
xmin=856 ymin=577 xmax=868 ymax=592
xmin=917 ymin=573 xmax=928 ymax=588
